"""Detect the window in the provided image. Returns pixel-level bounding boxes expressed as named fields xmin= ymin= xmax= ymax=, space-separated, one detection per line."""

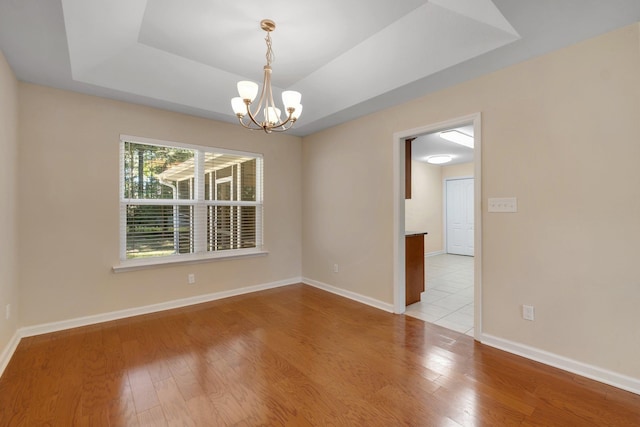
xmin=119 ymin=135 xmax=263 ymax=266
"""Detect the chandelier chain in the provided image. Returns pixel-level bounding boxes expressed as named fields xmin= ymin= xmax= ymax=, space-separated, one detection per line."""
xmin=265 ymin=33 xmax=274 ymax=67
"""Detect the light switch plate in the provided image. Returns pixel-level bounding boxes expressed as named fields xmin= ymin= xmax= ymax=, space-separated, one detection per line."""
xmin=488 ymin=197 xmax=517 ymax=212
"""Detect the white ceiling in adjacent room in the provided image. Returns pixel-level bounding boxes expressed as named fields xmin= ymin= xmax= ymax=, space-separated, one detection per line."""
xmin=413 ymin=125 xmax=474 ymax=166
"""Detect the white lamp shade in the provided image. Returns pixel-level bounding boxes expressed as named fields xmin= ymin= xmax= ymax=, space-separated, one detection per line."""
xmin=237 ymin=81 xmax=259 ymax=102
xmin=264 ymin=107 xmax=281 ymax=124
xmin=231 ymin=97 xmax=246 ymax=116
xmin=282 ymin=90 xmax=302 ymax=110
xmin=291 ymin=104 xmax=303 ymax=119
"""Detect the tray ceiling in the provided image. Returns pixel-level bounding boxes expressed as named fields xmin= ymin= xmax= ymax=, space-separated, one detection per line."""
xmin=1 ymin=0 xmax=639 ymax=136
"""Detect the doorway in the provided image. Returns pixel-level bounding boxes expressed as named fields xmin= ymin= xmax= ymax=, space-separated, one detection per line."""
xmin=393 ymin=113 xmax=482 ymax=339
xmin=408 ymin=133 xmax=474 ymax=334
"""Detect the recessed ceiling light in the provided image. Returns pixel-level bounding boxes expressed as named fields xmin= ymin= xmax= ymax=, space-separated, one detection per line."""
xmin=440 ymin=130 xmax=474 ymax=148
xmin=426 ymin=155 xmax=453 ymax=165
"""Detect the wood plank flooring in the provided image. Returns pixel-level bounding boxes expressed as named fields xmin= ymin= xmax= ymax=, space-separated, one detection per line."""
xmin=1 ymin=284 xmax=639 ymax=426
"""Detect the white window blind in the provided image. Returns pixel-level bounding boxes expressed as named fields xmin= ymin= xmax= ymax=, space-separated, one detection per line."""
xmin=119 ymin=136 xmax=263 ymax=263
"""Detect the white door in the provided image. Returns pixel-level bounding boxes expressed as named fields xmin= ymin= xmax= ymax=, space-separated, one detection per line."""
xmin=446 ymin=178 xmax=474 ymax=256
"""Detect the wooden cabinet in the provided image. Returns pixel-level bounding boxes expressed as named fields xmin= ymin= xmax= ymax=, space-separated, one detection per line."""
xmin=405 ymin=232 xmax=426 ymax=306
xmin=405 ymin=138 xmax=415 ymax=199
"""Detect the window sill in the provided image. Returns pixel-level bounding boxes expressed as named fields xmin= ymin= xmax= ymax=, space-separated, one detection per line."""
xmin=112 ymin=249 xmax=268 ymax=273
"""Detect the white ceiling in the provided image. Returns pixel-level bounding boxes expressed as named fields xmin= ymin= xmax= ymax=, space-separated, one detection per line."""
xmin=412 ymin=125 xmax=474 ymax=166
xmin=1 ymin=1 xmax=639 ymax=136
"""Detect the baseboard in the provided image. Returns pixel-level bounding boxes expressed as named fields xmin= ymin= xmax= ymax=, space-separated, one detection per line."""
xmin=426 ymin=250 xmax=445 ymax=257
xmin=302 ymin=277 xmax=394 ymax=313
xmin=0 ymin=330 xmax=21 ymax=378
xmin=19 ymin=277 xmax=302 ymax=338
xmin=481 ymin=333 xmax=640 ymax=395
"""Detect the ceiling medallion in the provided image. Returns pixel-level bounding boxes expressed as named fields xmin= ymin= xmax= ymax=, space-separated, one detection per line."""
xmin=231 ymin=19 xmax=303 ymax=134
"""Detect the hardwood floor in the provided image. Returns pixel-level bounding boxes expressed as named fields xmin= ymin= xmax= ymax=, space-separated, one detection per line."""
xmin=1 ymin=284 xmax=639 ymax=426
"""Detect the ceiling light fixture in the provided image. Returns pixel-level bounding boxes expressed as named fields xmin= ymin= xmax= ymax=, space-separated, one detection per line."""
xmin=231 ymin=19 xmax=302 ymax=134
xmin=426 ymin=155 xmax=453 ymax=165
xmin=439 ymin=130 xmax=474 ymax=148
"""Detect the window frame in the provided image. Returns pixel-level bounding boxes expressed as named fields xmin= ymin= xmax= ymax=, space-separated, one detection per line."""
xmin=114 ymin=135 xmax=265 ymax=272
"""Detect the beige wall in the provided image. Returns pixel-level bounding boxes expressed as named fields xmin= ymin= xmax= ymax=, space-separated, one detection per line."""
xmin=302 ymin=24 xmax=640 ymax=378
xmin=17 ymin=84 xmax=302 ymax=326
xmin=0 ymin=50 xmax=19 ymax=351
xmin=302 ymin=121 xmax=395 ymax=302
xmin=442 ymin=161 xmax=473 ymax=180
xmin=405 ymin=160 xmax=443 ymax=254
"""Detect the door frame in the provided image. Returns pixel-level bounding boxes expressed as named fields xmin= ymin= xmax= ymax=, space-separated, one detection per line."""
xmin=392 ymin=113 xmax=483 ymax=339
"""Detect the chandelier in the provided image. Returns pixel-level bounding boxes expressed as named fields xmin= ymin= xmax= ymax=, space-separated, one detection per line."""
xmin=231 ymin=19 xmax=303 ymax=133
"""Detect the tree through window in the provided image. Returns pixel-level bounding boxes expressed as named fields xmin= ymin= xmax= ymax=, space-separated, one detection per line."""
xmin=120 ymin=137 xmax=263 ymax=262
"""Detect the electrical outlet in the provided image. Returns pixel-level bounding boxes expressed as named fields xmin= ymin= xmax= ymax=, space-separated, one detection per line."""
xmin=188 ymin=273 xmax=196 ymax=284
xmin=522 ymin=305 xmax=535 ymax=321
xmin=5 ymin=304 xmax=10 ymax=320
xmin=333 ymin=264 xmax=339 ymax=273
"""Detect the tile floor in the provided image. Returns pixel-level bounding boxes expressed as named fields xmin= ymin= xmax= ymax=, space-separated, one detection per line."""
xmin=405 ymin=253 xmax=474 ymax=336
